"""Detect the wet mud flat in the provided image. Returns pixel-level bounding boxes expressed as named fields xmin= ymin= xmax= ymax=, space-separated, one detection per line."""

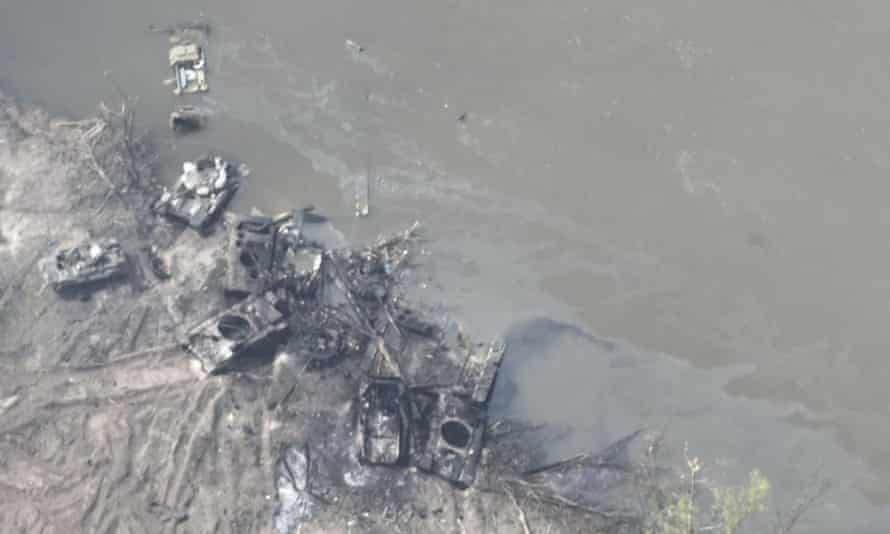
xmin=0 ymin=93 xmax=661 ymax=533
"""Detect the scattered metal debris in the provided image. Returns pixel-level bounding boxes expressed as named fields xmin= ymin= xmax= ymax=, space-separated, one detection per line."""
xmin=288 ymin=305 xmax=370 ymax=369
xmin=354 ymin=174 xmax=370 ymax=217
xmin=223 ymin=211 xmax=324 ymax=299
xmin=275 ymin=444 xmax=316 ymax=533
xmin=153 ymin=156 xmax=240 ymax=231
xmin=42 ymin=238 xmax=128 ymax=292
xmin=144 ymin=245 xmax=172 ymax=280
xmin=184 ymin=210 xmax=503 ymax=487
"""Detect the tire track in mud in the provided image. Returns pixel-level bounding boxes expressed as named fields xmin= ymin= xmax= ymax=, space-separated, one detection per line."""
xmin=0 ymin=346 xmax=209 ymax=533
xmin=162 ymin=381 xmax=223 ymax=510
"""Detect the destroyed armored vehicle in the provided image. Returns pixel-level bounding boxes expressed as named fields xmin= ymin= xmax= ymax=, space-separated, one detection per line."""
xmin=330 ymin=222 xmax=419 ymax=303
xmin=169 ymin=42 xmax=208 ymax=94
xmin=357 ymin=377 xmax=410 ymax=466
xmin=224 ymin=213 xmax=324 ymax=299
xmin=224 ymin=215 xmax=277 ymax=298
xmin=183 ymin=292 xmax=289 ymax=373
xmin=274 ymin=242 xmax=323 ymax=297
xmin=457 ymin=339 xmax=506 ymax=404
xmin=410 ymin=339 xmax=505 ymax=487
xmin=43 ymin=238 xmax=128 ymax=291
xmin=391 ymin=304 xmax=440 ymax=339
xmin=154 ymin=157 xmax=238 ymax=231
xmin=288 ymin=306 xmax=369 ymax=368
xmin=412 ymin=391 xmax=487 ymax=488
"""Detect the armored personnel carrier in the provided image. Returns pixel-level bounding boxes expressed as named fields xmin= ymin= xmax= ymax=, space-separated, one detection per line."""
xmin=43 ymin=238 xmax=128 ymax=292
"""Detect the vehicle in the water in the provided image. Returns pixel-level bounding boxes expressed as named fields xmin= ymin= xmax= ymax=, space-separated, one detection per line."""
xmin=153 ymin=156 xmax=238 ymax=231
xmin=169 ymin=105 xmax=204 ymax=132
xmin=169 ymin=42 xmax=208 ymax=95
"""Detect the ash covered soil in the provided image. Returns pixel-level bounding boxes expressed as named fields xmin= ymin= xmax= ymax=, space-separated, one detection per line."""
xmin=0 ymin=94 xmax=652 ymax=533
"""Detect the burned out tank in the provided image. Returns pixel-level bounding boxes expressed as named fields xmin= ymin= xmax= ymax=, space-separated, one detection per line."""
xmin=356 ymin=376 xmax=410 ymax=466
xmin=42 ymin=238 xmax=128 ymax=291
xmin=224 ymin=214 xmax=278 ymax=298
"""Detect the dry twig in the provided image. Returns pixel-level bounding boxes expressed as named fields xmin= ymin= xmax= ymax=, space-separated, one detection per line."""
xmin=504 ymin=483 xmax=533 ymax=534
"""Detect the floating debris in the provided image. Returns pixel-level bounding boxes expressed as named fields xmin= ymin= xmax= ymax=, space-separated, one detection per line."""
xmin=148 ymin=20 xmax=211 ymax=36
xmin=354 ymin=174 xmax=370 ymax=217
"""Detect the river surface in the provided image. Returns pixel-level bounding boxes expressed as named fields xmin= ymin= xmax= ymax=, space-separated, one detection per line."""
xmin=3 ymin=1 xmax=890 ymax=531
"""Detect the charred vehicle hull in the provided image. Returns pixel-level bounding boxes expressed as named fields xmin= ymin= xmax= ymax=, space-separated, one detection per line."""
xmin=183 ymin=293 xmax=290 ymax=373
xmin=357 ymin=377 xmax=410 ymax=466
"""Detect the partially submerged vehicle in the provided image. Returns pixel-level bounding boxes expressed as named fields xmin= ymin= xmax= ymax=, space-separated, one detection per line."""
xmin=154 ymin=156 xmax=238 ymax=231
xmin=43 ymin=238 xmax=128 ymax=292
xmin=169 ymin=41 xmax=208 ymax=95
xmin=169 ymin=105 xmax=204 ymax=132
xmin=457 ymin=339 xmax=506 ymax=404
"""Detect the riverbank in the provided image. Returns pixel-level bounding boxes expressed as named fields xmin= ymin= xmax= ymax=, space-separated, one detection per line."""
xmin=0 ymin=93 xmax=632 ymax=533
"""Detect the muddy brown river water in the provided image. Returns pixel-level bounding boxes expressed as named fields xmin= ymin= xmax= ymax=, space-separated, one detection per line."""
xmin=3 ymin=0 xmax=890 ymax=531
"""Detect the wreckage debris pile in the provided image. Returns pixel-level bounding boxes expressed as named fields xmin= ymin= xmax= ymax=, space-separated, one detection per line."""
xmin=180 ymin=211 xmax=507 ymax=488
xmin=39 ymin=156 xmax=637 ymax=506
xmin=41 ymin=196 xmax=507 ymax=492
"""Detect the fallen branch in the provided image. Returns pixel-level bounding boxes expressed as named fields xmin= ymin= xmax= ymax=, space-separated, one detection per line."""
xmin=92 ymin=188 xmax=115 ymax=217
xmin=80 ymin=120 xmax=117 ymax=192
xmin=504 ymin=484 xmax=533 ymax=534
